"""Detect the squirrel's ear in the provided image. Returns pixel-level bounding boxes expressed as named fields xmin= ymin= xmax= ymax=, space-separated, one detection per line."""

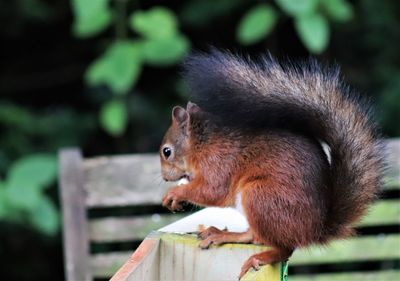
xmin=186 ymin=101 xmax=201 ymax=114
xmin=172 ymin=106 xmax=189 ymax=127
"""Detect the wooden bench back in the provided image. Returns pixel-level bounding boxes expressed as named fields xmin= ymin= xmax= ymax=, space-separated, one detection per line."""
xmin=59 ymin=149 xmax=176 ymax=281
xmin=59 ymin=139 xmax=400 ymax=281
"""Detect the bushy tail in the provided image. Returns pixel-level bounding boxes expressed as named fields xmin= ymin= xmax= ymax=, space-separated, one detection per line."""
xmin=183 ymin=50 xmax=385 ymax=238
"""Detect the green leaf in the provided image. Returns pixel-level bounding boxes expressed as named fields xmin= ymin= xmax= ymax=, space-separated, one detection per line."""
xmin=275 ymin=0 xmax=319 ymax=16
xmin=100 ymin=99 xmax=128 ymax=136
xmin=86 ymin=40 xmax=142 ymax=94
xmin=130 ymin=7 xmax=178 ymax=39
xmin=71 ymin=0 xmax=111 ymax=37
xmin=321 ymin=0 xmax=353 ymax=22
xmin=5 ymin=181 xmax=42 ymax=210
xmin=7 ymin=154 xmax=57 ymax=189
xmin=143 ymin=36 xmax=189 ymax=66
xmin=30 ymin=196 xmax=59 ymax=236
xmin=237 ymin=4 xmax=278 ymax=45
xmin=0 ymin=181 xmax=25 ymax=222
xmin=294 ymin=13 xmax=329 ymax=54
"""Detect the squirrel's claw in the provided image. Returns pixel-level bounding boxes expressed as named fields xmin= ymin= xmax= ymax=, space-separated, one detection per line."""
xmin=239 ymin=256 xmax=262 ymax=280
xmin=162 ymin=188 xmax=185 ymax=212
xmin=170 ymin=199 xmax=183 ymax=211
xmin=198 ymin=238 xmax=212 ymax=249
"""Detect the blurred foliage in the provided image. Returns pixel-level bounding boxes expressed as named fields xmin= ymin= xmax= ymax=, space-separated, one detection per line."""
xmin=86 ymin=40 xmax=142 ymax=94
xmin=0 ymin=102 xmax=94 ymax=235
xmin=0 ymin=0 xmax=399 ymax=279
xmin=236 ymin=0 xmax=354 ymax=52
xmin=72 ymin=0 xmax=112 ymax=36
xmin=72 ymin=0 xmax=189 ymax=135
xmin=237 ymin=4 xmax=278 ymax=45
xmin=71 ymin=0 xmax=355 ymax=136
xmin=0 ymin=155 xmax=58 ymax=235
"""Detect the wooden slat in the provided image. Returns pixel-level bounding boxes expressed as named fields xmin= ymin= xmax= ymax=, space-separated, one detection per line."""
xmin=83 ymin=154 xmax=173 ymax=207
xmin=359 ymin=199 xmax=400 ymax=226
xmin=290 ymin=234 xmax=400 ymax=265
xmin=91 ymin=251 xmax=131 ymax=278
xmin=289 ymin=270 xmax=400 ymax=281
xmin=59 ymin=149 xmax=91 ymax=281
xmin=89 ymin=214 xmax=185 ymax=242
xmin=385 ymin=139 xmax=400 ymax=189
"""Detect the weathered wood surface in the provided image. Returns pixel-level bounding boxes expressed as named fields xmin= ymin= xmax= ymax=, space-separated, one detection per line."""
xmin=109 ymin=232 xmax=285 ymax=281
xmin=89 ymin=214 xmax=184 ymax=242
xmin=59 ymin=149 xmax=91 ymax=281
xmin=158 ymin=233 xmax=281 ymax=281
xmin=359 ymin=199 xmax=400 ymax=226
xmin=289 ymin=270 xmax=400 ymax=281
xmin=290 ymin=234 xmax=400 ymax=264
xmin=83 ymin=154 xmax=172 ymax=207
xmin=109 ymin=238 xmax=160 ymax=281
xmin=385 ymin=138 xmax=400 ymax=187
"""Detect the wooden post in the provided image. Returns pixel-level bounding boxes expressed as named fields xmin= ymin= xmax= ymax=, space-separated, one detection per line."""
xmin=387 ymin=139 xmax=400 ymax=183
xmin=110 ymin=208 xmax=287 ymax=281
xmin=59 ymin=149 xmax=91 ymax=281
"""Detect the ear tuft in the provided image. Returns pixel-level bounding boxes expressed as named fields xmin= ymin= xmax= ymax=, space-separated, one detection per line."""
xmin=172 ymin=106 xmax=189 ymax=125
xmin=186 ymin=101 xmax=201 ymax=114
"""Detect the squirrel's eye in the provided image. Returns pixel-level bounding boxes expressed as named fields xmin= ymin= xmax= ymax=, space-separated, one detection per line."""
xmin=163 ymin=147 xmax=172 ymax=159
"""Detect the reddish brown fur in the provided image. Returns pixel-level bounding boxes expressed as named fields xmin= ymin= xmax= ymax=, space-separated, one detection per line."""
xmin=160 ymin=52 xmax=384 ymax=278
xmin=160 ymin=104 xmax=334 ymax=277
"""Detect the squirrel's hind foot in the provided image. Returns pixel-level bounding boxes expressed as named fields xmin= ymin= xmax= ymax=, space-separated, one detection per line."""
xmin=239 ymin=247 xmax=293 ymax=280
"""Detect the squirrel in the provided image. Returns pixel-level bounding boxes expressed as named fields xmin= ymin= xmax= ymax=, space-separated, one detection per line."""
xmin=159 ymin=50 xmax=385 ymax=279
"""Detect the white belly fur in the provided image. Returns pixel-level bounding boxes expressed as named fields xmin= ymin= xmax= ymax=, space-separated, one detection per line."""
xmin=235 ymin=192 xmax=246 ymax=216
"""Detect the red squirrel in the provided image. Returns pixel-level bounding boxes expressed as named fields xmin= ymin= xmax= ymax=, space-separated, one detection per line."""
xmin=159 ymin=50 xmax=384 ymax=279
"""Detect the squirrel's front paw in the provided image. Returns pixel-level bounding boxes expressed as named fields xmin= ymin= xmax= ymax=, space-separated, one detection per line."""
xmin=162 ymin=187 xmax=186 ymax=212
